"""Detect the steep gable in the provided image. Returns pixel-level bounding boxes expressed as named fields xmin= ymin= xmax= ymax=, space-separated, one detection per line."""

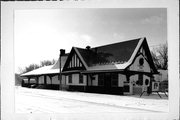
xmin=126 ymin=38 xmax=158 ymax=74
xmin=62 ymin=47 xmax=87 ymax=71
xmin=62 ymin=37 xmax=157 ymax=73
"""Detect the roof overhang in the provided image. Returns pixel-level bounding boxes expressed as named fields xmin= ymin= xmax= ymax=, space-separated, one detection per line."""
xmin=82 ymin=69 xmax=156 ymax=77
xmin=82 ymin=69 xmax=125 ymax=74
xmin=21 ymin=73 xmax=59 ymax=78
xmin=20 ymin=65 xmax=60 ymax=77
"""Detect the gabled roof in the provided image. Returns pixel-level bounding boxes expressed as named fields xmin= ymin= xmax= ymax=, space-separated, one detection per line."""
xmin=52 ymin=54 xmax=68 ymax=69
xmin=20 ymin=65 xmax=58 ymax=77
xmin=76 ymin=38 xmax=140 ymax=67
xmin=74 ymin=37 xmax=158 ymax=73
xmin=21 ymin=37 xmax=158 ymax=77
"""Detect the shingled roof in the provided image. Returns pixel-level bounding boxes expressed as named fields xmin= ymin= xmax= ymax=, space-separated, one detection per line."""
xmin=76 ymin=38 xmax=140 ymax=67
xmin=75 ymin=37 xmax=158 ymax=73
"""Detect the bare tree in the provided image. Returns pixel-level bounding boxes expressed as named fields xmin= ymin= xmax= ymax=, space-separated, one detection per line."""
xmin=40 ymin=59 xmax=56 ymax=67
xmin=21 ymin=64 xmax=40 ymax=74
xmin=151 ymin=43 xmax=168 ymax=70
xmin=20 ymin=59 xmax=56 ymax=74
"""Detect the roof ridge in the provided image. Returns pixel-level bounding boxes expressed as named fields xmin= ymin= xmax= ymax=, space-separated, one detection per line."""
xmin=92 ymin=37 xmax=144 ymax=49
xmin=74 ymin=47 xmax=87 ymax=50
xmin=73 ymin=37 xmax=144 ymax=50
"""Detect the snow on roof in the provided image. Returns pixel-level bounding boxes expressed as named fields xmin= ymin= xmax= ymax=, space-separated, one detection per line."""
xmin=87 ymin=62 xmax=130 ymax=71
xmin=21 ymin=55 xmax=68 ymax=77
xmin=21 ymin=37 xmax=158 ymax=76
xmin=81 ymin=38 xmax=144 ymax=71
xmin=75 ymin=38 xmax=141 ymax=67
xmin=20 ymin=65 xmax=60 ymax=77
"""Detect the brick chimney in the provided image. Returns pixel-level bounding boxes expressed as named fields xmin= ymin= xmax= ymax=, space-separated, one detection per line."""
xmin=86 ymin=46 xmax=91 ymax=50
xmin=60 ymin=49 xmax=65 ymax=56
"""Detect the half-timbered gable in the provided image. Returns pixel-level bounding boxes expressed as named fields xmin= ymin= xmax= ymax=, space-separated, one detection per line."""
xmin=67 ymin=53 xmax=83 ymax=69
xmin=127 ymin=38 xmax=157 ymax=74
xmin=63 ymin=47 xmax=87 ymax=71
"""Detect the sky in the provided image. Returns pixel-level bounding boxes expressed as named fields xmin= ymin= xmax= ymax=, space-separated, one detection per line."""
xmin=14 ymin=8 xmax=167 ymax=74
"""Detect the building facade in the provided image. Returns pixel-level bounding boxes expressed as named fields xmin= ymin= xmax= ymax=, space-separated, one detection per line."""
xmin=21 ymin=37 xmax=158 ymax=95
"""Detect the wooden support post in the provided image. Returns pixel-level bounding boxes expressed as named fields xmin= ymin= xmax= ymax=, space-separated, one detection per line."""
xmin=48 ymin=75 xmax=52 ymax=85
xmin=28 ymin=77 xmax=31 ymax=88
xmin=59 ymin=50 xmax=62 ymax=90
xmin=48 ymin=75 xmax=52 ymax=89
xmin=86 ymin=75 xmax=88 ymax=92
xmin=44 ymin=75 xmax=47 ymax=85
xmin=50 ymin=76 xmax=52 ymax=85
xmin=125 ymin=74 xmax=130 ymax=94
xmin=28 ymin=77 xmax=30 ymax=84
xmin=36 ymin=76 xmax=39 ymax=85
xmin=64 ymin=75 xmax=66 ymax=85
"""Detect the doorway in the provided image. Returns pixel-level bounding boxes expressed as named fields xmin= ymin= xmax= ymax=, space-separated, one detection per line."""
xmin=104 ymin=73 xmax=111 ymax=93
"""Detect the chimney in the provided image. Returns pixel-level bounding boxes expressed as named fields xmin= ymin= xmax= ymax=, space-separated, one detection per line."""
xmin=60 ymin=49 xmax=65 ymax=56
xmin=86 ymin=46 xmax=91 ymax=50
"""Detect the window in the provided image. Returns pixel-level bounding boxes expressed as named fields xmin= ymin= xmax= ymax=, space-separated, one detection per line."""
xmin=111 ymin=73 xmax=118 ymax=87
xmin=139 ymin=58 xmax=144 ymax=66
xmin=79 ymin=74 xmax=83 ymax=84
xmin=68 ymin=75 xmax=72 ymax=83
xmin=98 ymin=74 xmax=104 ymax=86
xmin=74 ymin=54 xmax=77 ymax=67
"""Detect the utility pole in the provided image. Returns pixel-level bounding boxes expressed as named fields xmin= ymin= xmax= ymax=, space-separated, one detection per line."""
xmin=59 ymin=49 xmax=62 ymax=90
xmin=59 ymin=49 xmax=65 ymax=90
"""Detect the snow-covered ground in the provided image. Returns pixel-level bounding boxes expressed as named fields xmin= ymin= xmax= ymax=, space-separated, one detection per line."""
xmin=15 ymin=86 xmax=168 ymax=113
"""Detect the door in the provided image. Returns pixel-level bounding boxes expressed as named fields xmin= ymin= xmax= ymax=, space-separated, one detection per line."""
xmin=104 ymin=73 xmax=111 ymax=93
xmin=133 ymin=74 xmax=143 ymax=94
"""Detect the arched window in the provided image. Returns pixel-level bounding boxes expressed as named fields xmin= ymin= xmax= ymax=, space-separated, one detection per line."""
xmin=139 ymin=58 xmax=144 ymax=66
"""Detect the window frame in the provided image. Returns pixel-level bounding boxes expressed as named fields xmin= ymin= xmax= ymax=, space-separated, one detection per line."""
xmin=68 ymin=74 xmax=72 ymax=84
xmin=79 ymin=74 xmax=84 ymax=84
xmin=111 ymin=73 xmax=118 ymax=87
xmin=98 ymin=73 xmax=104 ymax=86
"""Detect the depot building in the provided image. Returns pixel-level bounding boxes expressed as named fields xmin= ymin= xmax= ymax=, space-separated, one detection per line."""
xmin=21 ymin=37 xmax=159 ymax=95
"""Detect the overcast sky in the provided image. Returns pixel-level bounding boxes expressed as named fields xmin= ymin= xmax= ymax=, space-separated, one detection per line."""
xmin=15 ymin=8 xmax=167 ymax=73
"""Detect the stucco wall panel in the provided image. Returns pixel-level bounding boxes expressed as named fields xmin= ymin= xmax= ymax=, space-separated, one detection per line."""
xmin=66 ymin=74 xmax=86 ymax=86
xmin=129 ymin=55 xmax=150 ymax=72
xmin=46 ymin=76 xmax=51 ymax=84
xmin=83 ymin=75 xmax=87 ymax=85
xmin=38 ymin=76 xmax=44 ymax=84
xmin=92 ymin=75 xmax=98 ymax=86
xmin=88 ymin=75 xmax=91 ymax=86
xmin=118 ymin=74 xmax=126 ymax=87
xmin=51 ymin=75 xmax=59 ymax=84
